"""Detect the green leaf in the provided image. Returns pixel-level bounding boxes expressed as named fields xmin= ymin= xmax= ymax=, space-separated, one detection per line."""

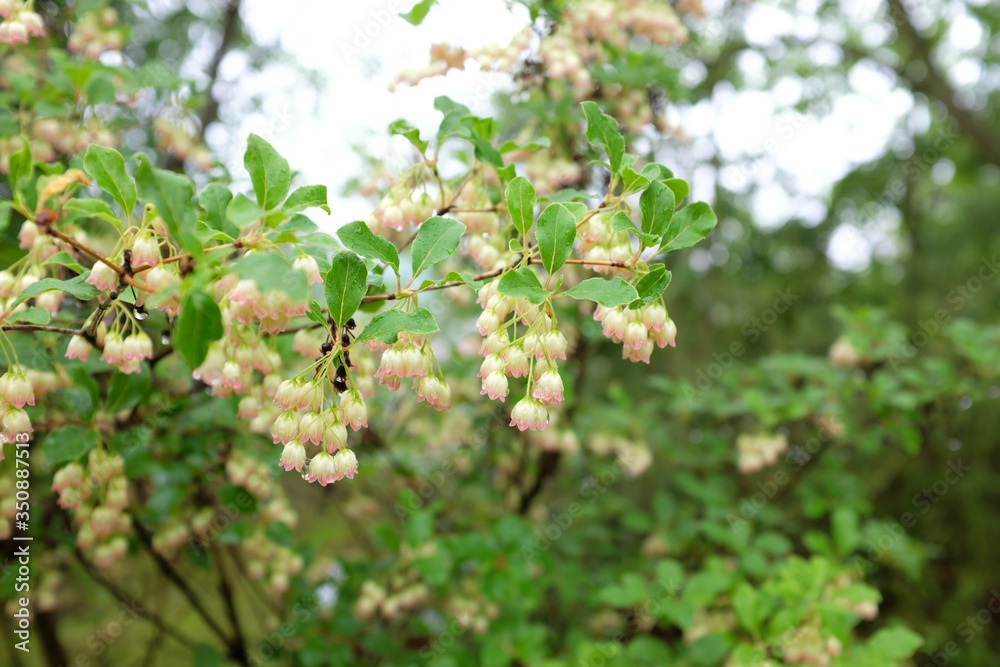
xmin=355 ymin=307 xmax=439 ymax=345
xmin=173 ymin=290 xmax=224 ymax=368
xmin=7 ymin=138 xmax=32 ymax=196
xmin=400 ymin=0 xmax=437 ymax=25
xmin=640 ymin=163 xmax=673 ymax=181
xmin=660 ymin=202 xmax=717 ymax=252
xmin=325 ymin=251 xmax=368 ymax=327
xmin=536 ymin=203 xmax=577 ymax=275
xmin=63 ymin=198 xmax=121 ymax=228
xmin=41 ymin=251 xmax=84 ymax=273
xmin=306 ymin=301 xmax=326 ymax=326
xmin=12 ymin=275 xmax=102 ymax=308
xmin=282 ymin=184 xmax=330 ymax=216
xmin=227 ymin=193 xmax=264 ymax=227
xmin=84 ymin=72 xmax=116 ymax=104
xmin=499 ymin=137 xmax=551 ymax=153
xmin=505 ymin=176 xmax=536 ymax=238
xmin=732 ymin=584 xmax=766 ymax=635
xmin=107 ymin=368 xmax=151 ymax=413
xmin=337 ymin=220 xmax=399 ymax=274
xmin=389 ymin=119 xmax=428 ymax=154
xmin=198 ymin=183 xmax=238 ymax=237
xmin=581 ymin=101 xmax=625 ymax=174
xmin=12 ymin=306 xmax=51 ymax=325
xmin=496 ymin=267 xmax=550 ymax=304
xmin=298 ymin=233 xmax=342 ymax=251
xmin=610 ymin=211 xmax=636 ymax=234
xmin=631 ymin=264 xmax=672 ymax=307
xmin=43 ymin=425 xmax=99 ymax=466
xmin=0 ymin=201 xmax=9 ymax=233
xmin=563 ymin=277 xmax=638 ymax=307
xmin=865 ymin=627 xmax=923 ymax=660
xmin=445 ymin=271 xmax=484 ymax=289
xmin=664 ymin=178 xmax=689 ymax=202
xmin=276 ymin=214 xmax=318 ymax=234
xmin=135 ymin=155 xmax=202 ymax=256
xmin=410 ymin=216 xmax=465 ymax=279
xmin=832 ymin=507 xmax=861 ymax=557
xmin=232 ymin=252 xmax=307 ymax=298
xmin=244 ymin=133 xmax=291 ymax=210
xmin=84 ymin=145 xmax=137 ymax=216
xmin=639 ymin=180 xmax=676 ymax=238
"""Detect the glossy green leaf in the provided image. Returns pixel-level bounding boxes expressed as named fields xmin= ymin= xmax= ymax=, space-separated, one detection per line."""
xmin=282 ymin=184 xmax=330 ymax=216
xmin=244 ymin=133 xmax=291 ymax=210
xmin=84 ymin=145 xmax=136 ymax=216
xmin=41 ymin=251 xmax=84 ymax=273
xmin=337 ymin=220 xmax=399 ymax=273
xmin=563 ymin=277 xmax=638 ymax=307
xmin=640 ymin=180 xmax=676 ymax=238
xmin=581 ymin=101 xmax=625 ymax=174
xmin=198 ymin=183 xmax=237 ymax=237
xmin=355 ymin=307 xmax=439 ymax=345
xmin=173 ymin=289 xmax=224 ymax=368
xmin=13 ymin=274 xmax=102 ymax=308
xmin=42 ymin=425 xmax=99 ymax=466
xmin=325 ymin=251 xmax=368 ymax=327
xmin=496 ymin=267 xmax=550 ymax=304
xmin=536 ymin=203 xmax=576 ymax=275
xmin=400 ymin=0 xmax=437 ymax=25
xmin=660 ymin=202 xmax=718 ymax=252
xmin=63 ymin=198 xmax=121 ymax=228
xmin=410 ymin=216 xmax=465 ymax=279
xmin=505 ymin=176 xmax=536 ymax=237
xmin=630 ymin=264 xmax=672 ymax=307
xmin=135 ymin=154 xmax=202 ymax=255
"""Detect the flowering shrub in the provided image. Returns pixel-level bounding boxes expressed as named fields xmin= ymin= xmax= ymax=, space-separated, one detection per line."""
xmin=3 ymin=0 xmax=993 ymax=665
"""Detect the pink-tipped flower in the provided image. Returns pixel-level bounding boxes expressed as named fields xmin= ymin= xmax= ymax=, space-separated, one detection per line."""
xmin=415 ymin=376 xmax=450 ymax=411
xmin=398 ymin=345 xmax=426 ymax=379
xmin=340 ymin=390 xmax=368 ymax=431
xmin=306 ymin=451 xmax=338 ymax=486
xmin=271 ymin=411 xmax=300 ymax=445
xmin=0 ymin=20 xmax=28 ymax=45
xmin=65 ymin=335 xmax=92 ymax=362
xmin=481 ymin=371 xmax=509 ymax=401
xmin=122 ymin=331 xmax=153 ymax=361
xmin=100 ymin=331 xmax=125 ymax=366
xmin=503 ymin=344 xmax=530 ymax=379
xmin=475 ymin=308 xmax=501 ymax=336
xmin=279 ymin=440 xmax=307 ymax=472
xmin=602 ymin=308 xmax=628 ymax=341
xmin=292 ymin=329 xmax=322 ymax=357
xmin=293 ymin=255 xmax=323 ymax=285
xmin=0 ymin=371 xmax=35 ymax=408
xmin=323 ymin=414 xmax=348 ymax=453
xmin=509 ymin=397 xmax=548 ymax=432
xmin=298 ymin=411 xmax=325 ymax=446
xmin=131 ymin=234 xmax=159 ymax=270
xmin=37 ymin=289 xmax=64 ymax=315
xmin=623 ymin=321 xmax=647 ymax=351
xmin=334 ymin=449 xmax=359 ymax=480
xmin=479 ymin=353 xmax=504 ymax=379
xmin=653 ymin=319 xmax=677 ymax=348
xmin=295 ymin=380 xmax=324 ymax=412
xmin=2 ymin=407 xmax=32 ymax=441
xmin=375 ymin=348 xmax=400 ymax=384
xmin=640 ymin=303 xmax=667 ymax=332
xmin=20 ymin=11 xmax=45 ymax=36
xmin=532 ymin=370 xmax=564 ymax=405
xmin=237 ymin=395 xmax=259 ymax=419
xmin=230 ymin=279 xmax=260 ymax=309
xmin=272 ymin=379 xmax=303 ymax=410
xmin=51 ymin=462 xmax=85 ymax=493
xmin=17 ymin=221 xmax=38 ymax=249
xmin=86 ymin=261 xmax=119 ymax=292
xmin=0 ymin=1 xmax=19 ymax=19
xmin=541 ymin=330 xmax=568 ymax=360
xmin=623 ymin=340 xmax=653 ymax=364
xmin=479 ymin=330 xmax=509 ymax=356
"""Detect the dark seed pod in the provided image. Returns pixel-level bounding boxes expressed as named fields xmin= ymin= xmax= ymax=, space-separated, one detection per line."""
xmin=343 ymin=352 xmax=352 ymax=367
xmin=333 ymin=377 xmax=348 ymax=393
xmin=345 ymin=318 xmax=356 ymax=330
xmin=341 ymin=332 xmax=350 ymax=347
xmin=336 ymin=363 xmax=347 ymax=379
xmin=320 ymin=341 xmax=333 ymax=354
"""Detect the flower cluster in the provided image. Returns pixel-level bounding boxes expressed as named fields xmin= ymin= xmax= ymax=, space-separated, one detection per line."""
xmin=67 ymin=8 xmax=123 ymax=59
xmin=735 ymin=433 xmax=789 ymax=474
xmin=474 ymin=280 xmax=569 ymax=432
xmin=52 ymin=450 xmax=131 ymax=568
xmin=365 ymin=183 xmax=437 ymax=231
xmin=243 ymin=527 xmax=305 ymax=593
xmin=370 ymin=332 xmax=451 ymax=411
xmin=0 ymin=369 xmax=34 ymax=450
xmin=593 ymin=302 xmax=676 ymax=363
xmin=0 ymin=0 xmax=45 ymax=46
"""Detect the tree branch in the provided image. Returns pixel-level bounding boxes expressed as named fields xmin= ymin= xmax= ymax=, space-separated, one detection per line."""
xmin=199 ymin=0 xmax=244 ymax=135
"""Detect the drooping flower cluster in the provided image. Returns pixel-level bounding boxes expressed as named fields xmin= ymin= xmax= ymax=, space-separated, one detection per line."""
xmin=369 ymin=331 xmax=451 ymax=411
xmin=0 ymin=369 xmax=34 ymax=450
xmin=66 ymin=8 xmax=123 ymax=59
xmin=473 ymin=280 xmax=569 ymax=432
xmin=242 ymin=527 xmax=305 ymax=593
xmin=52 ymin=450 xmax=132 ymax=568
xmin=0 ymin=0 xmax=46 ymax=46
xmin=579 ymin=212 xmax=634 ymax=275
xmin=365 ymin=182 xmax=437 ymax=231
xmin=593 ymin=301 xmax=676 ymax=364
